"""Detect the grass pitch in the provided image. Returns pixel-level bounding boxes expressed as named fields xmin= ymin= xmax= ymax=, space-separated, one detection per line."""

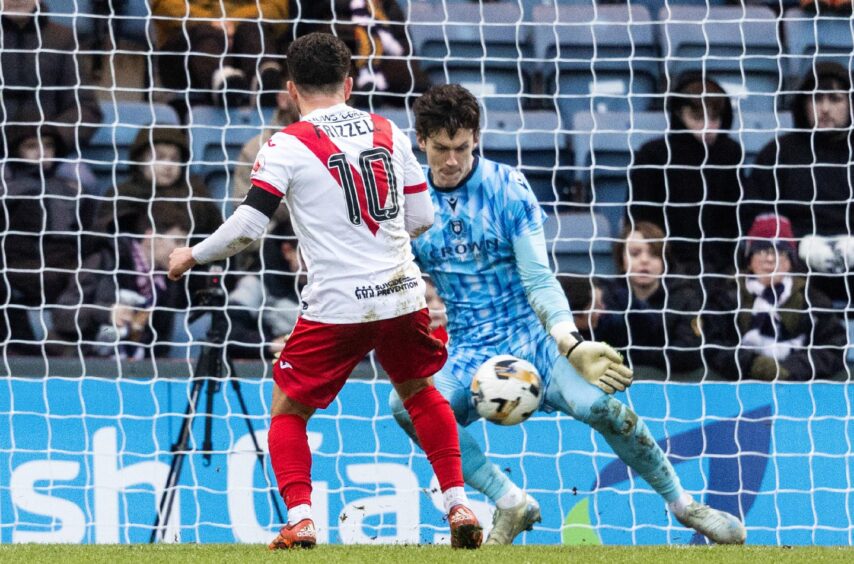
xmin=0 ymin=545 xmax=851 ymax=564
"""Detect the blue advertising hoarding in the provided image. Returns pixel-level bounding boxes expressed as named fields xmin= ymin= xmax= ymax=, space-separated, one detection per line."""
xmin=0 ymin=377 xmax=851 ymax=545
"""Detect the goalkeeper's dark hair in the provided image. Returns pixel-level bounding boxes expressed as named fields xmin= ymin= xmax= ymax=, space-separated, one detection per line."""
xmin=414 ymin=84 xmax=481 ymax=140
xmin=286 ymin=32 xmax=352 ymax=95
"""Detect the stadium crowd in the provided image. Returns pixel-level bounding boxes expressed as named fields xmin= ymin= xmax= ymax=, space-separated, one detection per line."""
xmin=0 ymin=0 xmax=852 ymax=381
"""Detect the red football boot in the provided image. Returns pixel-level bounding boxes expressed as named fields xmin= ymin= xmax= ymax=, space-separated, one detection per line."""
xmin=448 ymin=505 xmax=483 ymax=549
xmin=268 ymin=518 xmax=317 ymax=549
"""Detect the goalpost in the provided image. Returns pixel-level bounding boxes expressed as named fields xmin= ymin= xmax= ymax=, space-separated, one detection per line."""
xmin=0 ymin=0 xmax=852 ymax=546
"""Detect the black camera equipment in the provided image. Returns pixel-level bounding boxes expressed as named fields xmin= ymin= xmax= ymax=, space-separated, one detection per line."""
xmin=150 ymin=265 xmax=285 ymax=542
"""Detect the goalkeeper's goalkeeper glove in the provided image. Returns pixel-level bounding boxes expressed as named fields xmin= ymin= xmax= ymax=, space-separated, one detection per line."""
xmin=550 ymin=322 xmax=633 ymax=394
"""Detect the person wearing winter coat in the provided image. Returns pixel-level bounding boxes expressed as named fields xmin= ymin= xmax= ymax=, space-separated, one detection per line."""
xmin=50 ymin=202 xmax=192 ymax=359
xmin=703 ymin=214 xmax=847 ymax=381
xmin=742 ymin=61 xmax=854 ymax=306
xmin=627 ymin=73 xmax=743 ymax=277
xmin=0 ymin=0 xmax=102 ymax=149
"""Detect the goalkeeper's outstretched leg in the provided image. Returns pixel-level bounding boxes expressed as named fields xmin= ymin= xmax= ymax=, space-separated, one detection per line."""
xmin=390 ymin=352 xmax=746 ymax=545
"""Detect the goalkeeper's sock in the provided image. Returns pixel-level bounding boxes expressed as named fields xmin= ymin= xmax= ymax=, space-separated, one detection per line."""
xmin=403 ymin=385 xmax=465 ymax=495
xmin=495 ymin=485 xmax=526 ymax=510
xmin=268 ymin=414 xmax=313 ymax=511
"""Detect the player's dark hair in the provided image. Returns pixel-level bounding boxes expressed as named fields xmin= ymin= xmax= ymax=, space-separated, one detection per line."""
xmin=286 ymin=32 xmax=352 ymax=95
xmin=414 ymin=84 xmax=481 ymax=140
xmin=613 ymin=221 xmax=666 ymax=274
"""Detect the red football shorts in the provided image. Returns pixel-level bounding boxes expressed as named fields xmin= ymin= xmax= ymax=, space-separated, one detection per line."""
xmin=273 ymin=308 xmax=447 ymax=409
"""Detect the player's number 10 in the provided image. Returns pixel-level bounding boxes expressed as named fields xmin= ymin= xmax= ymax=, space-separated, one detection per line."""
xmin=328 ymin=148 xmax=400 ymax=226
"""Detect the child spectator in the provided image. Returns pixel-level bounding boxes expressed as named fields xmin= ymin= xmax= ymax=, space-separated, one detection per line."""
xmin=50 ymin=202 xmax=191 ymax=359
xmin=566 ymin=223 xmax=704 ymax=374
xmin=704 ymin=214 xmax=847 ymax=381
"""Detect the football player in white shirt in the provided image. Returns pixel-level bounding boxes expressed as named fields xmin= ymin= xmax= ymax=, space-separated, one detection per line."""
xmin=168 ymin=32 xmax=482 ymax=550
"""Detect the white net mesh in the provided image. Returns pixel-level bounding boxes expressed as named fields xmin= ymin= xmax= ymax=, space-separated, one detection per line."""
xmin=0 ymin=0 xmax=852 ymax=546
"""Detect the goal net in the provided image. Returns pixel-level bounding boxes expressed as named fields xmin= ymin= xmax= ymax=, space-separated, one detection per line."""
xmin=0 ymin=0 xmax=852 ymax=546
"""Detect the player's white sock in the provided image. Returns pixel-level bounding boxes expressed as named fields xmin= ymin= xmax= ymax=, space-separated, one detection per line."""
xmin=442 ymin=486 xmax=469 ymax=514
xmin=288 ymin=503 xmax=312 ymax=525
xmin=495 ymin=485 xmax=526 ymax=510
xmin=667 ymin=491 xmax=695 ymax=517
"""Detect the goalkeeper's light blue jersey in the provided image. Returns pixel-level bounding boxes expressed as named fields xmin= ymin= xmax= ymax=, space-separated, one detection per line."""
xmin=412 ymin=157 xmax=547 ymax=350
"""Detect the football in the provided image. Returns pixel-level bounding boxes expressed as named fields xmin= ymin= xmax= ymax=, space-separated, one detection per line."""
xmin=471 ymin=355 xmax=542 ymax=426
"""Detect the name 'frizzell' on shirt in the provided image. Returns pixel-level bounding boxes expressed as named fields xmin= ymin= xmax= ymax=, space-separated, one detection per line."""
xmin=250 ymin=103 xmax=430 ymax=324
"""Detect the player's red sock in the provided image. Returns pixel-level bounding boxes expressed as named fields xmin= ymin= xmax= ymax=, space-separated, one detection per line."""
xmin=403 ymin=385 xmax=464 ymax=491
xmin=268 ymin=414 xmax=312 ymax=508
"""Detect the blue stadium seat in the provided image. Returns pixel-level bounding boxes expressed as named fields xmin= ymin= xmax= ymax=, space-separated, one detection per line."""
xmin=572 ymin=111 xmax=667 ymax=234
xmin=783 ymin=8 xmax=854 ymax=84
xmin=85 ymin=101 xmax=181 ymax=193
xmin=533 ymin=4 xmax=659 ymax=127
xmin=409 ymin=2 xmax=535 ymax=112
xmin=115 ymin=1 xmax=152 ymax=46
xmin=543 ymin=211 xmax=615 ymax=275
xmin=478 ymin=110 xmax=570 ymax=203
xmin=659 ymin=5 xmax=781 ymax=113
xmin=187 ymin=106 xmax=276 ymax=206
xmin=42 ymin=0 xmax=96 ymax=38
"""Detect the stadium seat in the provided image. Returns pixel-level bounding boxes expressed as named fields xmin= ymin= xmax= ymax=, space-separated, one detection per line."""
xmin=42 ymin=0 xmax=96 ymax=39
xmin=85 ymin=101 xmax=181 ymax=193
xmin=658 ymin=5 xmax=782 ymax=113
xmin=533 ymin=4 xmax=660 ymax=127
xmin=543 ymin=211 xmax=615 ymax=275
xmin=572 ymin=111 xmax=667 ymax=234
xmin=409 ymin=2 xmax=536 ymax=112
xmin=187 ymin=106 xmax=276 ymax=206
xmin=479 ymin=110 xmax=571 ymax=203
xmin=115 ymin=1 xmax=152 ymax=46
xmin=783 ymin=8 xmax=854 ymax=84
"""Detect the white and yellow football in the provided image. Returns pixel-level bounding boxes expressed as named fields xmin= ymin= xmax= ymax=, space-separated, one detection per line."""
xmin=471 ymin=355 xmax=542 ymax=426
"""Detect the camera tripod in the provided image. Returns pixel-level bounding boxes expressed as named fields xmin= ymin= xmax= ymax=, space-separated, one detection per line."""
xmin=150 ymin=277 xmax=285 ymax=542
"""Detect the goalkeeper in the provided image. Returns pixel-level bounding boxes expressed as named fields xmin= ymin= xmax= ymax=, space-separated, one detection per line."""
xmin=389 ymin=84 xmax=747 ymax=545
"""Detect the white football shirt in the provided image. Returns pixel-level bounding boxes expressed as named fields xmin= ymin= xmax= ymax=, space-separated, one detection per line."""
xmin=250 ymin=103 xmax=429 ymax=324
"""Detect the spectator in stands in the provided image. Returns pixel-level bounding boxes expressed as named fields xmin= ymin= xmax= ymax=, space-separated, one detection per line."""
xmin=94 ymin=126 xmax=222 ymax=246
xmin=743 ymin=62 xmax=854 ymax=306
xmin=150 ymin=1 xmax=290 ymax=107
xmin=310 ymin=0 xmax=431 ymax=109
xmin=703 ymin=214 xmax=846 ymax=381
xmin=566 ymin=222 xmax=704 ymax=373
xmin=0 ymin=0 xmax=102 ymax=150
xmin=231 ymin=85 xmax=300 ymax=208
xmin=558 ymin=275 xmax=603 ymax=342
xmin=225 ymin=220 xmax=304 ymax=360
xmin=50 ymin=202 xmax=191 ymax=359
xmin=0 ymin=118 xmax=97 ymax=352
xmin=627 ymin=73 xmax=743 ymax=277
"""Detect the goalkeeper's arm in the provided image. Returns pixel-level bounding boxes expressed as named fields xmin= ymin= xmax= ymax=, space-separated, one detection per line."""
xmin=512 ymin=228 xmax=633 ymax=393
xmin=168 ymin=185 xmax=281 ymax=281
